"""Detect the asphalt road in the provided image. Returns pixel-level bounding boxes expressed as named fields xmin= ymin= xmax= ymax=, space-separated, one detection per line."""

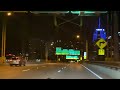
xmin=0 ymin=62 xmax=112 ymax=79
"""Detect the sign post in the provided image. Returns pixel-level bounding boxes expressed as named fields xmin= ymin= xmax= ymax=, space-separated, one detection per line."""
xmin=96 ymin=38 xmax=107 ymax=61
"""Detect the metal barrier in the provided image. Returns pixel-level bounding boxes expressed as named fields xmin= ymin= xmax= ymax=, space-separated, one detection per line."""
xmin=85 ymin=61 xmax=120 ymax=70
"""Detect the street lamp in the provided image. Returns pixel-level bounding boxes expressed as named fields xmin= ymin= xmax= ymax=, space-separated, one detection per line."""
xmin=1 ymin=12 xmax=12 ymax=63
xmin=77 ymin=35 xmax=80 ymax=38
xmin=7 ymin=12 xmax=12 ymax=16
xmin=51 ymin=43 xmax=53 ymax=46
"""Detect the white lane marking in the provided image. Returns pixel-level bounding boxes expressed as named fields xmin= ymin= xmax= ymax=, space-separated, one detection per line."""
xmin=58 ymin=70 xmax=61 ymax=72
xmin=37 ymin=67 xmax=38 ymax=69
xmin=81 ymin=65 xmax=103 ymax=79
xmin=22 ymin=69 xmax=30 ymax=72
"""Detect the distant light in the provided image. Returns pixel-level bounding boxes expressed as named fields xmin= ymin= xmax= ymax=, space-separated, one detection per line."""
xmin=118 ymin=32 xmax=120 ymax=36
xmin=108 ymin=36 xmax=112 ymax=39
xmin=96 ymin=29 xmax=105 ymax=31
xmin=76 ymin=35 xmax=80 ymax=38
xmin=51 ymin=43 xmax=53 ymax=46
xmin=7 ymin=12 xmax=12 ymax=16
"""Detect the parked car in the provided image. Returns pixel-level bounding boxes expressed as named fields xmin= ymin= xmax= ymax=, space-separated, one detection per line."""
xmin=9 ymin=57 xmax=26 ymax=66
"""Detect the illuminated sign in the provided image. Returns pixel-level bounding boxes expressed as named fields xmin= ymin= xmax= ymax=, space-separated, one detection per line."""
xmin=56 ymin=47 xmax=62 ymax=55
xmin=80 ymin=56 xmax=82 ymax=60
xmin=61 ymin=49 xmax=69 ymax=55
xmin=98 ymin=49 xmax=105 ymax=55
xmin=66 ymin=55 xmax=79 ymax=59
xmin=84 ymin=52 xmax=86 ymax=59
xmin=96 ymin=38 xmax=107 ymax=49
xmin=56 ymin=47 xmax=80 ymax=55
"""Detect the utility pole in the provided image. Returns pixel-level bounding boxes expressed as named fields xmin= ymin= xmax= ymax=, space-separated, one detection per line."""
xmin=86 ymin=40 xmax=88 ymax=61
xmin=113 ymin=11 xmax=119 ymax=61
xmin=45 ymin=42 xmax=48 ymax=62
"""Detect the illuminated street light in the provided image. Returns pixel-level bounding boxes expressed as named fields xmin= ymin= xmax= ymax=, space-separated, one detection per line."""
xmin=1 ymin=12 xmax=13 ymax=63
xmin=51 ymin=43 xmax=53 ymax=46
xmin=76 ymin=35 xmax=80 ymax=39
xmin=7 ymin=12 xmax=12 ymax=16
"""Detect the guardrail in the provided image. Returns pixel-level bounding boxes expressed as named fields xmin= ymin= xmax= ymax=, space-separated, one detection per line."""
xmin=85 ymin=61 xmax=120 ymax=70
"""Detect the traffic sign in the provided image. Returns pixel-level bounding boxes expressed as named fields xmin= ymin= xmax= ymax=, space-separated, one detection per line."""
xmin=96 ymin=38 xmax=107 ymax=49
xmin=98 ymin=49 xmax=105 ymax=55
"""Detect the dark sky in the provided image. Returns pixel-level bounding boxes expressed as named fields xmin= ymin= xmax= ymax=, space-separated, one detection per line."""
xmin=0 ymin=13 xmax=107 ymax=54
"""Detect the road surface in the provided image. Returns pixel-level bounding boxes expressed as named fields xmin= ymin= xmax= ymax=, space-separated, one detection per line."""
xmin=0 ymin=63 xmax=112 ymax=79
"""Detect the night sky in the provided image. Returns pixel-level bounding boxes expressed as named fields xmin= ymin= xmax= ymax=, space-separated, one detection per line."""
xmin=0 ymin=13 xmax=107 ymax=55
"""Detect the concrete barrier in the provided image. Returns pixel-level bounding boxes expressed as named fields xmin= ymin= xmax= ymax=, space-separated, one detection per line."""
xmin=84 ymin=63 xmax=120 ymax=79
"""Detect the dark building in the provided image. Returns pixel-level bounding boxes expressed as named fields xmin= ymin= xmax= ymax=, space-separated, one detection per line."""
xmin=28 ymin=38 xmax=46 ymax=60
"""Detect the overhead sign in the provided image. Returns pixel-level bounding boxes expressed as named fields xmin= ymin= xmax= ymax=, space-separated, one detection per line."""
xmin=98 ymin=49 xmax=105 ymax=55
xmin=66 ymin=55 xmax=79 ymax=59
xmin=56 ymin=47 xmax=62 ymax=55
xmin=56 ymin=47 xmax=80 ymax=55
xmin=96 ymin=38 xmax=107 ymax=49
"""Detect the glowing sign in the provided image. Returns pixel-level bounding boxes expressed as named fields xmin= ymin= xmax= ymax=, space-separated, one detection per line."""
xmin=56 ymin=47 xmax=80 ymax=55
xmin=61 ymin=49 xmax=69 ymax=55
xmin=56 ymin=47 xmax=62 ymax=55
xmin=68 ymin=49 xmax=80 ymax=55
xmin=98 ymin=49 xmax=105 ymax=55
xmin=96 ymin=38 xmax=107 ymax=49
xmin=80 ymin=56 xmax=82 ymax=60
xmin=66 ymin=55 xmax=79 ymax=59
xmin=84 ymin=52 xmax=86 ymax=59
xmin=71 ymin=11 xmax=81 ymax=15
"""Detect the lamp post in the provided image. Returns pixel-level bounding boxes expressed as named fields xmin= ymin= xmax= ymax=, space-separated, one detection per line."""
xmin=1 ymin=12 xmax=12 ymax=63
